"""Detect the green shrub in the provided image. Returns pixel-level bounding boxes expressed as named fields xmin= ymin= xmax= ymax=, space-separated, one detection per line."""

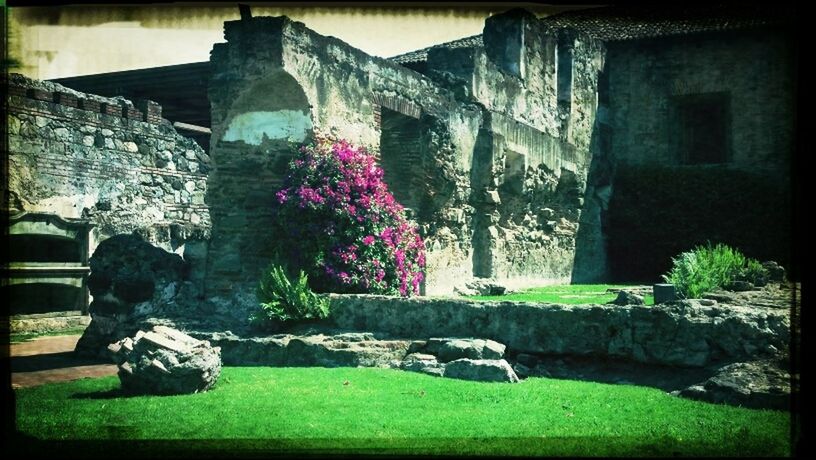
xmin=251 ymin=263 xmax=330 ymax=327
xmin=662 ymin=243 xmax=769 ymax=299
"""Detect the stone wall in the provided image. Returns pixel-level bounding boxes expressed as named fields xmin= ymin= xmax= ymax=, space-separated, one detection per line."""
xmin=424 ymin=11 xmax=607 ymax=286
xmin=602 ymin=28 xmax=795 ymax=281
xmin=205 ymin=14 xmax=484 ymax=305
xmin=6 ymin=74 xmax=211 ymax=272
xmin=607 ymin=29 xmax=794 ymax=175
xmin=328 ymin=293 xmax=789 ymax=368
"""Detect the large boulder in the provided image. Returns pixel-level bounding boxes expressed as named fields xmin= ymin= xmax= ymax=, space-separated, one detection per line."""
xmin=417 ymin=338 xmax=506 ymax=362
xmin=109 ymin=325 xmax=221 ymax=395
xmin=675 ymin=359 xmax=791 ymax=410
xmin=75 ymin=234 xmax=197 ymax=358
xmin=444 ymin=358 xmax=520 ymax=383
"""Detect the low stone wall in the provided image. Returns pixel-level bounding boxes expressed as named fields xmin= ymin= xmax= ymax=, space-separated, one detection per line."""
xmin=327 ymin=294 xmax=789 ymax=368
xmin=9 ymin=314 xmax=90 ymax=334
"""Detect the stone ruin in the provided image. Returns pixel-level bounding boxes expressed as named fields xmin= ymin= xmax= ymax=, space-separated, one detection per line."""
xmin=4 ymin=6 xmax=797 ymax=407
xmin=109 ymin=325 xmax=221 ymax=395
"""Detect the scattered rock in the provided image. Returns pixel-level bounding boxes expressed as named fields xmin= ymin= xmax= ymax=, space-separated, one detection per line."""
xmin=762 ymin=261 xmax=786 ymax=283
xmin=109 ymin=325 xmax=222 ymax=395
xmin=453 ymin=279 xmax=511 ymax=296
xmin=444 ymin=359 xmax=519 ymax=383
xmin=676 ymin=359 xmax=790 ymax=410
xmin=653 ymin=283 xmax=677 ymax=304
xmin=399 ymin=353 xmax=445 ymax=377
xmin=608 ymin=290 xmax=644 ymax=306
xmin=606 ymin=285 xmax=652 ymax=298
xmin=701 ymin=290 xmax=738 ymax=303
xmin=416 ymin=337 xmax=506 ymax=362
xmin=726 ymin=281 xmax=754 ymax=292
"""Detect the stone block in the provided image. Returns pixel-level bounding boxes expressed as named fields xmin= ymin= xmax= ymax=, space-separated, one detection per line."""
xmin=653 ymin=284 xmax=676 ymax=304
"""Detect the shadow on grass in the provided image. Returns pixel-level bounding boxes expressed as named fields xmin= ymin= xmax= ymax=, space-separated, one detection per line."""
xmin=3 ymin=435 xmax=785 ymax=458
xmin=10 ymin=352 xmax=110 ymax=373
xmin=71 ymin=388 xmax=128 ymax=400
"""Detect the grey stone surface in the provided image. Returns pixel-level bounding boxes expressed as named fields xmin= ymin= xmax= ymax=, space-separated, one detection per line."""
xmin=109 ymin=325 xmax=222 ymax=395
xmin=443 ymin=358 xmax=520 ymax=383
xmin=726 ymin=281 xmax=755 ymax=292
xmin=329 ymin=285 xmax=791 ymax=368
xmin=188 ymin=330 xmax=410 ymax=368
xmin=454 ymin=279 xmax=511 ymax=296
xmin=676 ymin=359 xmax=791 ymax=410
xmin=653 ymin=284 xmax=677 ymax=304
xmin=398 ymin=353 xmax=445 ymax=377
xmin=608 ymin=290 xmax=644 ymax=306
xmin=762 ymin=261 xmax=786 ymax=283
xmin=418 ymin=338 xmax=506 ymax=362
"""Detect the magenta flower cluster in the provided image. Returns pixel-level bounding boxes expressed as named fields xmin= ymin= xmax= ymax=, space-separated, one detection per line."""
xmin=272 ymin=135 xmax=426 ymax=296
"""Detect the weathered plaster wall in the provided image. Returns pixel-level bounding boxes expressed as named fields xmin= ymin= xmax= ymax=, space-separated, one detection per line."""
xmin=425 ymin=12 xmax=606 ymax=286
xmin=6 ymin=74 xmax=211 ymax=272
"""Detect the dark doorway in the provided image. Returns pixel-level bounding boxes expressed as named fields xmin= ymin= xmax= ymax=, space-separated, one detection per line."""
xmin=379 ymin=107 xmax=422 ymax=212
xmin=674 ymin=92 xmax=730 ymax=165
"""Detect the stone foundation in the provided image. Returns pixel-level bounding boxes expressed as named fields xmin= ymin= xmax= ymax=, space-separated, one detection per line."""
xmin=327 ymin=289 xmax=790 ymax=368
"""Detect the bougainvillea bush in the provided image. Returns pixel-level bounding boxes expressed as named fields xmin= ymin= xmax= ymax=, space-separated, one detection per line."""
xmin=271 ymin=135 xmax=425 ymax=296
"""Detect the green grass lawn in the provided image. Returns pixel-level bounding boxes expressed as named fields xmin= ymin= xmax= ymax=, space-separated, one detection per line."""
xmin=14 ymin=367 xmax=790 ymax=457
xmin=469 ymin=284 xmax=656 ymax=305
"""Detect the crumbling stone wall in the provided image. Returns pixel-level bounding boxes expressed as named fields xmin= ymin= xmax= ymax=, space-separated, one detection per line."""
xmin=204 ymin=11 xmax=606 ymax=302
xmin=6 ymin=74 xmax=211 ymax=277
xmin=205 ymin=15 xmax=485 ymax=305
xmin=328 ymin=293 xmax=790 ymax=368
xmin=424 ymin=11 xmax=606 ymax=286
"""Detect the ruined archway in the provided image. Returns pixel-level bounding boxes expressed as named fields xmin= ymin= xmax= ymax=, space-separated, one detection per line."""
xmin=204 ymin=70 xmax=314 ymax=301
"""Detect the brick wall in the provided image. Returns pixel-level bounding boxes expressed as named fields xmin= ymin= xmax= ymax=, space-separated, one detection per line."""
xmin=6 ymin=74 xmax=211 ymax=258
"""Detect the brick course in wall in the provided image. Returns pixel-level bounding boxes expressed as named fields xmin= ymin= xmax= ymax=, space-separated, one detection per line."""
xmin=6 ymin=74 xmax=211 ymax=257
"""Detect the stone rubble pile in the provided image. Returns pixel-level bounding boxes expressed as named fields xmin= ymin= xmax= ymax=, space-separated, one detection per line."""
xmin=108 ymin=325 xmax=222 ymax=395
xmin=394 ymin=337 xmax=519 ymax=383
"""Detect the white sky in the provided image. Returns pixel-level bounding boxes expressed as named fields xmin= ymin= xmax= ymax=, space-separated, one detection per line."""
xmin=9 ymin=4 xmax=589 ymax=80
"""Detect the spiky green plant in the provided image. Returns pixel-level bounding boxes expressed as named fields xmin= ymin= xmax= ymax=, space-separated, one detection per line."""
xmin=251 ymin=263 xmax=330 ymax=327
xmin=662 ymin=243 xmax=768 ymax=299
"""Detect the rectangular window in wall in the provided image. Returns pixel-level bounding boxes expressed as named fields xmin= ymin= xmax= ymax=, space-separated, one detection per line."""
xmin=674 ymin=92 xmax=731 ymax=165
xmin=556 ymin=36 xmax=573 ymax=111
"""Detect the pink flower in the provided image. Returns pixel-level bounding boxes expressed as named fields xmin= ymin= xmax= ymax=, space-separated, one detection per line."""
xmin=271 ymin=135 xmax=426 ymax=297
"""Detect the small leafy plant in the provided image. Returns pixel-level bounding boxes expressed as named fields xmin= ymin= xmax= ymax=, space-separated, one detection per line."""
xmin=662 ymin=243 xmax=769 ymax=299
xmin=251 ymin=263 xmax=330 ymax=327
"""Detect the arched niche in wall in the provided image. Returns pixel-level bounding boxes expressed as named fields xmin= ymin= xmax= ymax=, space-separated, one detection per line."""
xmin=221 ymin=69 xmax=314 ymax=149
xmin=205 ymin=69 xmax=316 ymax=297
